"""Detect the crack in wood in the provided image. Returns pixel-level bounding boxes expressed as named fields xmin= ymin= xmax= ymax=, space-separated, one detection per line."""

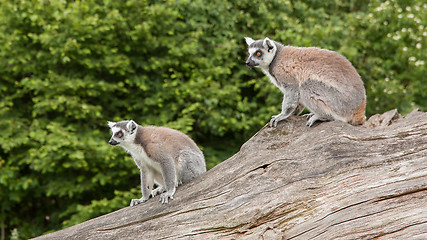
xmin=309 ymin=208 xmax=393 ymax=239
xmin=256 ymin=163 xmax=270 ymax=170
xmin=314 ymin=199 xmax=371 ymax=223
xmin=96 ymin=210 xmax=178 ymax=232
xmin=211 ymin=158 xmax=294 ymax=194
xmin=373 ymin=187 xmax=427 ymax=203
xmin=186 ymin=223 xmax=247 ymax=237
xmin=370 ymin=220 xmax=427 ymax=239
xmin=286 ymin=225 xmax=320 ymax=240
xmin=192 ymin=189 xmax=232 ymax=203
xmin=170 ymin=205 xmax=212 ymax=218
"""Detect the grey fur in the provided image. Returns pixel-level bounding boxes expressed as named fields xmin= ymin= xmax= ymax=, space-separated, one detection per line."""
xmin=300 ymin=78 xmax=359 ymax=118
xmin=111 ymin=120 xmax=129 ymax=129
xmin=245 ymin=37 xmax=366 ymax=127
xmin=249 ymin=40 xmax=265 ymax=49
xmin=268 ymin=42 xmax=284 ymax=77
xmin=108 ymin=120 xmax=206 ymax=205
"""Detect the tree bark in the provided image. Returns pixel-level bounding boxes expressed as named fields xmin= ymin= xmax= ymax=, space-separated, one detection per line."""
xmin=34 ymin=109 xmax=427 ymax=240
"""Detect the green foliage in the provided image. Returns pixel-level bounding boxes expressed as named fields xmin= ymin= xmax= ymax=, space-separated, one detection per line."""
xmin=0 ymin=0 xmax=425 ymax=238
xmin=346 ymin=1 xmax=426 ymax=115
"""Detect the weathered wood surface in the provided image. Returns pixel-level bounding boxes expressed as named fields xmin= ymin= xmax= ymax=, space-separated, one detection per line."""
xmin=34 ymin=109 xmax=427 ymax=240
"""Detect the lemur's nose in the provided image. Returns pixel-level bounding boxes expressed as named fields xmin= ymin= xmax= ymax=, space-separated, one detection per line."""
xmin=109 ymin=139 xmax=119 ymax=146
xmin=246 ymin=59 xmax=256 ymax=67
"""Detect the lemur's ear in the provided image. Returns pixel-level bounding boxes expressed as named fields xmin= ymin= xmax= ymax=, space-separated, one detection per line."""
xmin=126 ymin=120 xmax=137 ymax=133
xmin=107 ymin=121 xmax=116 ymax=129
xmin=263 ymin=37 xmax=274 ymax=52
xmin=244 ymin=37 xmax=255 ymax=46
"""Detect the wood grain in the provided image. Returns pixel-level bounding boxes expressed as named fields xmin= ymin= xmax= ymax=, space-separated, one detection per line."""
xmin=33 ymin=109 xmax=427 ymax=240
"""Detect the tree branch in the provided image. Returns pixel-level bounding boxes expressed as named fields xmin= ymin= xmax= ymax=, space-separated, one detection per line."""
xmin=33 ymin=109 xmax=427 ymax=240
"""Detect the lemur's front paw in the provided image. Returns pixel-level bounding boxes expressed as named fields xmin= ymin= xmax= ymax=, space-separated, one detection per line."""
xmin=303 ymin=113 xmax=314 ymax=119
xmin=130 ymin=198 xmax=147 ymax=207
xmin=151 ymin=187 xmax=165 ymax=197
xmin=159 ymin=192 xmax=174 ymax=204
xmin=306 ymin=114 xmax=320 ymax=127
xmin=270 ymin=113 xmax=288 ymax=127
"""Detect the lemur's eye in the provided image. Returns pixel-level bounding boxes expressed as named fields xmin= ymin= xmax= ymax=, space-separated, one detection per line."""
xmin=256 ymin=51 xmax=262 ymax=57
xmin=116 ymin=131 xmax=123 ymax=138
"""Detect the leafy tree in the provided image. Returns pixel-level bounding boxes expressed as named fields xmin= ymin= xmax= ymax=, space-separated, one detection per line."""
xmin=0 ymin=0 xmax=424 ymax=238
xmin=345 ymin=0 xmax=426 ymax=115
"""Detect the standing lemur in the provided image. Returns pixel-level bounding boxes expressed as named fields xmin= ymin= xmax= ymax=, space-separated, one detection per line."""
xmin=108 ymin=120 xmax=206 ymax=205
xmin=245 ymin=37 xmax=366 ymax=127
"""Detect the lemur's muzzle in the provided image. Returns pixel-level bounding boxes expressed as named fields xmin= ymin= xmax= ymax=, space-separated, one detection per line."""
xmin=245 ymin=58 xmax=258 ymax=67
xmin=108 ymin=139 xmax=119 ymax=146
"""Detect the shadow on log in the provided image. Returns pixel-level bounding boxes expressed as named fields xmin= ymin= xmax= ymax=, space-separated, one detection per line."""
xmin=34 ymin=109 xmax=427 ymax=240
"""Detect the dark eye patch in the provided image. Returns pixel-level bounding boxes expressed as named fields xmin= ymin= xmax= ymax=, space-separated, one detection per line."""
xmin=255 ymin=50 xmax=262 ymax=57
xmin=115 ymin=131 xmax=123 ymax=138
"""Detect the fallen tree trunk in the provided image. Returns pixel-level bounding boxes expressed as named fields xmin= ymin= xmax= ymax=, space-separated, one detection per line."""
xmin=34 ymin=109 xmax=427 ymax=240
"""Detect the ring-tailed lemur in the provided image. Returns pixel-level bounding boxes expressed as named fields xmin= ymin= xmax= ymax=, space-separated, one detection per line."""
xmin=108 ymin=120 xmax=206 ymax=205
xmin=245 ymin=37 xmax=366 ymax=127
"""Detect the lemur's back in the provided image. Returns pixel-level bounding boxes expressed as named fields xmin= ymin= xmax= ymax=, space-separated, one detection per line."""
xmin=137 ymin=126 xmax=202 ymax=153
xmin=137 ymin=126 xmax=206 ymax=176
xmin=277 ymin=46 xmax=364 ymax=90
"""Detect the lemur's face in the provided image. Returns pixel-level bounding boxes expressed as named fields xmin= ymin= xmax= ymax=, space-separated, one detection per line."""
xmin=108 ymin=120 xmax=137 ymax=146
xmin=245 ymin=37 xmax=277 ymax=70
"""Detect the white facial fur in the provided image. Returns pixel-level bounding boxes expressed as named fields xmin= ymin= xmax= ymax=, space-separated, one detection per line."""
xmin=108 ymin=121 xmax=136 ymax=146
xmin=244 ymin=37 xmax=255 ymax=45
xmin=107 ymin=121 xmax=115 ymax=129
xmin=109 ymin=126 xmax=123 ymax=145
xmin=245 ymin=37 xmax=278 ymax=72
